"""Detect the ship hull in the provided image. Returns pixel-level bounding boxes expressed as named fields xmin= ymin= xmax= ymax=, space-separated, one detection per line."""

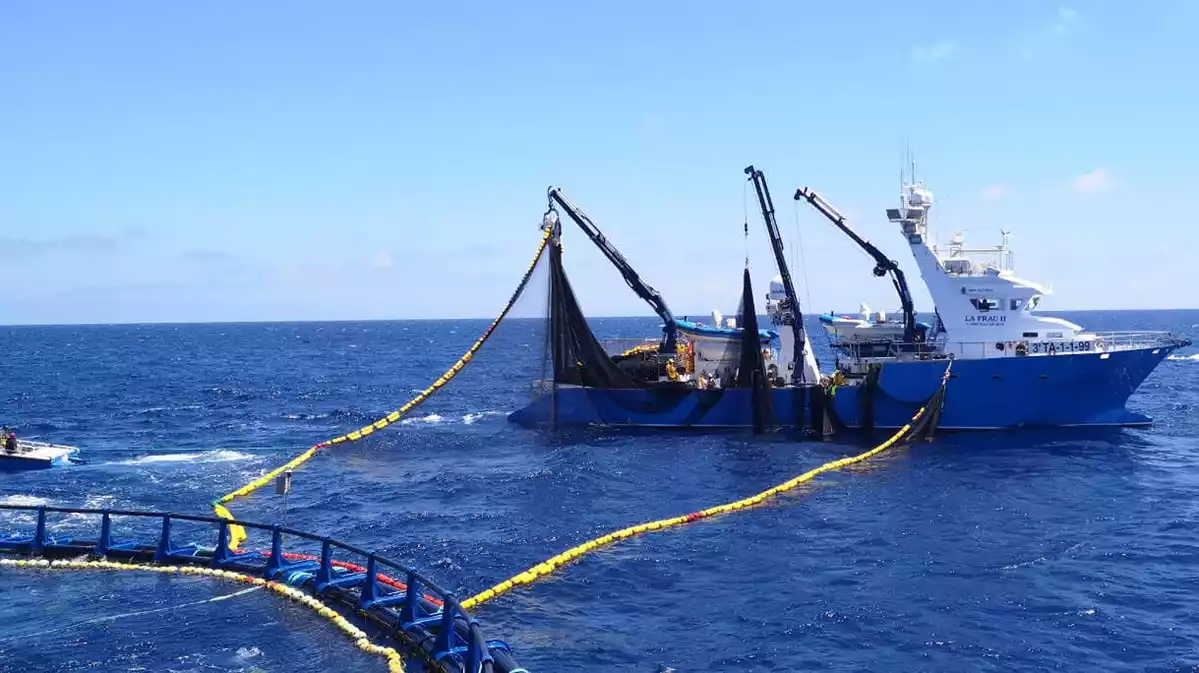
xmin=833 ymin=345 xmax=1174 ymax=429
xmin=507 ymin=385 xmax=823 ymax=429
xmin=508 ymin=345 xmax=1177 ymax=430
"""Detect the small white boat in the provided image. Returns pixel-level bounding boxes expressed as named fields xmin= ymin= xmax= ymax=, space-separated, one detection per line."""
xmin=0 ymin=440 xmax=83 ymax=470
xmin=818 ymin=303 xmax=913 ymax=343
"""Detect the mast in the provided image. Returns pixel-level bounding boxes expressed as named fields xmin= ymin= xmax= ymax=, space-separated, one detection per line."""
xmin=744 ymin=165 xmax=816 ymax=384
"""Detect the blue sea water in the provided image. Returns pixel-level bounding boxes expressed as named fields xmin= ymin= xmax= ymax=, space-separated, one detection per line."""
xmin=1 ymin=310 xmax=1197 ymax=672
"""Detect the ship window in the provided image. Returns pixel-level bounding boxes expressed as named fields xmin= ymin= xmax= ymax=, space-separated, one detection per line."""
xmin=970 ymin=298 xmax=1000 ymax=312
xmin=1010 ymin=298 xmax=1025 ymax=311
xmin=1027 ymin=295 xmax=1041 ymax=311
xmin=1023 ymin=332 xmax=1039 ymax=338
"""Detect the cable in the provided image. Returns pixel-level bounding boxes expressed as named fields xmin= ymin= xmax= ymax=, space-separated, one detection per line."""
xmin=743 ymin=180 xmax=750 ymax=269
xmin=0 ymin=585 xmax=261 ymax=643
xmin=461 ymin=362 xmax=952 ymax=610
xmin=792 ymin=201 xmax=815 ymax=319
xmin=213 ymin=228 xmax=554 ymax=549
xmin=0 ymin=558 xmax=406 ymax=672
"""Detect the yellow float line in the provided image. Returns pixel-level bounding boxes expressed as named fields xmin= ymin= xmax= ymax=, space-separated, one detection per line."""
xmin=462 ymin=363 xmax=953 ymax=610
xmin=617 ymin=343 xmax=659 ymax=358
xmin=0 ymin=557 xmax=405 ymax=673
xmin=213 ymin=228 xmax=555 ymax=549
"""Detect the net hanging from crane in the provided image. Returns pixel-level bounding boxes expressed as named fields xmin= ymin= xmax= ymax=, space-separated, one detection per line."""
xmin=732 ymin=267 xmax=776 ymax=432
xmin=515 ymin=223 xmax=782 ymax=432
xmin=546 ymin=241 xmax=640 ymax=389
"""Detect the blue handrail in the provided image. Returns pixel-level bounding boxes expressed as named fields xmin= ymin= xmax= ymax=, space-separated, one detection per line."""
xmin=0 ymin=503 xmax=522 ymax=673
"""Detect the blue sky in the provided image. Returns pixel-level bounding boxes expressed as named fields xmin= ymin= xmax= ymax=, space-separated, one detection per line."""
xmin=2 ymin=1 xmax=1195 ymax=324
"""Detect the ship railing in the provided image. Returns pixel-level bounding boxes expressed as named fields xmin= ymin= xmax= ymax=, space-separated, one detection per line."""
xmin=0 ymin=504 xmax=519 ymax=673
xmin=836 ymin=330 xmax=1182 ymax=363
xmin=834 ymin=340 xmax=947 ymax=363
xmin=1087 ymin=331 xmax=1184 ymax=351
xmin=13 ymin=440 xmax=77 ymax=451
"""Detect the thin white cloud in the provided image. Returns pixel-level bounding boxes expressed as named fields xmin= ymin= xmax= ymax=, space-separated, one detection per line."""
xmin=911 ymin=40 xmax=958 ymax=64
xmin=0 ymin=230 xmax=144 ymax=257
xmin=1072 ymin=167 xmax=1116 ymax=194
xmin=1018 ymin=7 xmax=1082 ymax=59
xmin=1050 ymin=7 xmax=1080 ymax=37
xmin=980 ymin=185 xmax=1009 ymax=201
xmin=369 ymin=252 xmax=395 ymax=269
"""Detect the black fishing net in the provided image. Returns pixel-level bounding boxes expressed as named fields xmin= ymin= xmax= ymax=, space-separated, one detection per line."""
xmin=897 ymin=362 xmax=951 ymax=441
xmin=545 ymin=237 xmax=781 ymax=396
xmin=546 ymin=242 xmax=640 ymax=389
xmin=731 ymin=268 xmax=776 ymax=432
xmin=483 ymin=232 xmax=554 ymax=407
xmin=498 ymin=211 xmax=953 ymax=437
xmin=399 ymin=225 xmax=557 ymax=422
xmin=520 ymin=226 xmax=790 ymax=430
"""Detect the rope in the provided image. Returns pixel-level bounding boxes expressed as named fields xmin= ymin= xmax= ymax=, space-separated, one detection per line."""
xmin=461 ymin=362 xmax=953 ymax=610
xmin=213 ymin=227 xmax=555 ymax=549
xmin=0 ymin=558 xmax=406 ymax=672
xmin=0 ymin=585 xmax=262 ymax=644
xmin=277 ymin=551 xmax=443 ymax=607
xmin=792 ymin=201 xmax=814 ymax=319
xmin=743 ymin=180 xmax=750 ymax=269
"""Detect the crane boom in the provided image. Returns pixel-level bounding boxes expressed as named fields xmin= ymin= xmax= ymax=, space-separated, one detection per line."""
xmin=546 ymin=187 xmax=677 ymax=352
xmin=793 ymin=187 xmax=918 ymax=344
xmin=744 ymin=166 xmax=812 ymax=383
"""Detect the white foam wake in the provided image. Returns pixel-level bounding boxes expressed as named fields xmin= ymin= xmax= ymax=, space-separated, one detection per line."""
xmin=0 ymin=494 xmax=50 ymax=507
xmin=397 ymin=410 xmax=507 ymax=426
xmin=462 ymin=410 xmax=506 ymax=424
xmin=120 ymin=450 xmax=254 ymax=465
xmin=1168 ymin=353 xmax=1199 ymax=361
xmin=400 ymin=414 xmax=443 ymax=425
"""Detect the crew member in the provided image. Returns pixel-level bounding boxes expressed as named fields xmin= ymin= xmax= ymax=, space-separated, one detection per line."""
xmin=5 ymin=431 xmax=16 ymax=453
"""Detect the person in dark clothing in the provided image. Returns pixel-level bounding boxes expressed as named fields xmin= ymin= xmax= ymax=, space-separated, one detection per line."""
xmin=5 ymin=432 xmax=17 ymax=453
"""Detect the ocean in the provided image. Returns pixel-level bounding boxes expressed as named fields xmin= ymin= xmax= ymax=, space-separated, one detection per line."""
xmin=1 ymin=310 xmax=1197 ymax=672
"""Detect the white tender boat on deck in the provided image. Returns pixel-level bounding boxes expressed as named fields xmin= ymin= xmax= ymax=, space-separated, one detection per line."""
xmin=0 ymin=440 xmax=83 ymax=470
xmin=818 ymin=303 xmax=931 ymax=344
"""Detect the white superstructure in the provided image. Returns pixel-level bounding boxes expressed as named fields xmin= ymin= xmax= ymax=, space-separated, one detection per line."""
xmin=885 ymin=170 xmax=1099 ymax=359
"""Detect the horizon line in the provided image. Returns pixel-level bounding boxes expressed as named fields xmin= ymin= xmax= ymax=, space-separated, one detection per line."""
xmin=2 ymin=306 xmax=1197 ymax=328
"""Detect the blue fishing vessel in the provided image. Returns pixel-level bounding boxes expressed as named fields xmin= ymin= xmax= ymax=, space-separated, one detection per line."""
xmin=508 ymin=166 xmax=1191 ymax=432
xmin=806 ymin=163 xmax=1190 ymax=429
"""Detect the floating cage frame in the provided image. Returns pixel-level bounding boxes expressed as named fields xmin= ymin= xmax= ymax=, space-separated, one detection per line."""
xmin=0 ymin=504 xmax=524 ymax=673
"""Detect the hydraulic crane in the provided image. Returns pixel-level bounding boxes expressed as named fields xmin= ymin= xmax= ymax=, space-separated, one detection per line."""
xmin=545 ymin=187 xmax=678 ymax=353
xmin=793 ymin=187 xmax=920 ymax=345
xmin=744 ymin=166 xmax=817 ymax=384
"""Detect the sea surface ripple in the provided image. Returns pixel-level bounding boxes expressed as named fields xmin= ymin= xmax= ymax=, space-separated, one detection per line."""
xmin=2 ymin=311 xmax=1197 ymax=672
